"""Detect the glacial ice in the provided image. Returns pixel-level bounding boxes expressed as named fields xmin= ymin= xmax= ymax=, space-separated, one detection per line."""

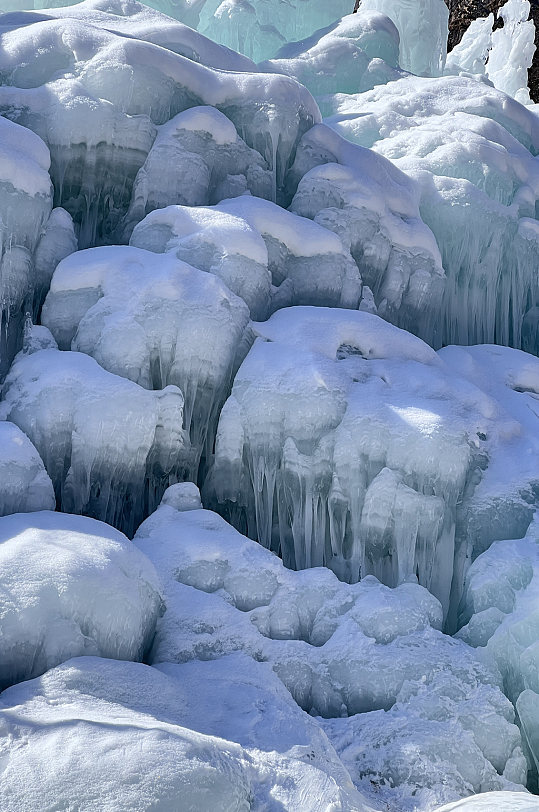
xmin=0 ymin=422 xmax=55 ymax=516
xmin=0 ymin=511 xmax=162 ymax=690
xmin=324 ymin=74 xmax=539 ymax=351
xmin=0 ymin=656 xmax=369 ymax=811
xmin=41 ymin=245 xmax=249 ymax=478
xmin=133 ymin=485 xmax=528 ymax=810
xmin=0 ymin=347 xmax=186 ymax=533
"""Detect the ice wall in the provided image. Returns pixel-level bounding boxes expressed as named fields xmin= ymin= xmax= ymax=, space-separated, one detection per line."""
xmin=207 ymin=308 xmax=539 ymax=620
xmin=359 ymin=0 xmax=449 ymax=76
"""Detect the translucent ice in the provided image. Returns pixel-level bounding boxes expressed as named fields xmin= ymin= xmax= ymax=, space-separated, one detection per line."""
xmin=0 ymin=422 xmax=55 ymax=516
xmin=0 ymin=511 xmax=162 ymax=690
xmin=259 ymin=12 xmax=403 ymax=98
xmin=359 ymin=0 xmax=449 ymax=76
xmin=0 ymin=348 xmax=186 ymax=534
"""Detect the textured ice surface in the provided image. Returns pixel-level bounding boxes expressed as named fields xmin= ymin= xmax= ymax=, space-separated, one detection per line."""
xmin=133 ymin=486 xmax=527 ymax=811
xmin=457 ymin=515 xmax=539 ymax=779
xmin=120 ymin=106 xmax=273 ymax=239
xmin=0 ymin=348 xmax=185 ymax=533
xmin=42 ymin=245 xmax=249 ymax=478
xmin=0 ymin=1 xmax=319 ymax=243
xmin=359 ymin=0 xmax=449 ymax=76
xmin=0 ymin=115 xmax=75 ymax=373
xmin=288 ymin=124 xmax=444 ymax=341
xmin=0 ymin=422 xmax=55 ymax=516
xmin=207 ymin=308 xmax=539 ymax=620
xmin=324 ymin=75 xmax=539 ymax=351
xmin=0 ymin=656 xmax=369 ymax=811
xmin=259 ymin=12 xmax=403 ymax=98
xmin=130 ymin=197 xmax=364 ymax=318
xmin=0 ymin=511 xmax=161 ymax=690
xmin=435 ymin=793 xmax=539 ymax=811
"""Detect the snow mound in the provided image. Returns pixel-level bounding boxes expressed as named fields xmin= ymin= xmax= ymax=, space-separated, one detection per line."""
xmin=0 ymin=422 xmax=55 ymax=516
xmin=133 ymin=487 xmax=527 ymax=811
xmin=324 ymin=74 xmax=539 ymax=352
xmin=0 ymin=655 xmax=369 ymax=811
xmin=0 ymin=511 xmax=162 ymax=690
xmin=0 ymin=349 xmax=185 ymax=534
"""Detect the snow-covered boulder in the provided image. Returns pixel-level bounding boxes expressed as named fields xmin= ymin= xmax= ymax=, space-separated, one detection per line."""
xmin=0 ymin=655 xmax=369 ymax=811
xmin=0 ymin=349 xmax=185 ymax=534
xmin=0 ymin=511 xmax=162 ymax=690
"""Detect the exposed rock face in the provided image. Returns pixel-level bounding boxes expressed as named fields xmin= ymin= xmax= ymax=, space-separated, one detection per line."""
xmin=444 ymin=0 xmax=539 ymax=101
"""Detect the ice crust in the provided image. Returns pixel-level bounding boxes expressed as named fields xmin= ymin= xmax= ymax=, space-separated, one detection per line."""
xmin=133 ymin=486 xmax=528 ymax=810
xmin=0 ymin=115 xmax=76 ymax=374
xmin=324 ymin=75 xmax=539 ymax=351
xmin=0 ymin=348 xmax=186 ymax=534
xmin=41 ymin=245 xmax=249 ymax=478
xmin=0 ymin=511 xmax=162 ymax=690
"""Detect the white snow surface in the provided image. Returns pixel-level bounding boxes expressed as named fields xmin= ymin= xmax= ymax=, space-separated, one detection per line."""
xmin=133 ymin=485 xmax=528 ymax=811
xmin=0 ymin=511 xmax=162 ymax=690
xmin=0 ymin=422 xmax=55 ymax=516
xmin=0 ymin=653 xmax=371 ymax=811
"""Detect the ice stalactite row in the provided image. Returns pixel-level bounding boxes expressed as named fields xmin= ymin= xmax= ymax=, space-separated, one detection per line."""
xmin=206 ymin=307 xmax=539 ymax=622
xmin=133 ymin=486 xmax=528 ymax=811
xmin=41 ymin=246 xmax=250 ymax=480
xmin=0 ymin=341 xmax=186 ymax=535
xmin=0 ymin=2 xmax=319 ymax=244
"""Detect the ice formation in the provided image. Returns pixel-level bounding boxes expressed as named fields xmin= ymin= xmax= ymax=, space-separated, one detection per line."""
xmin=0 ymin=1 xmax=319 ymax=243
xmin=207 ymin=308 xmax=539 ymax=620
xmin=445 ymin=0 xmax=536 ymax=105
xmin=41 ymin=245 xmax=249 ymax=477
xmin=0 ymin=511 xmax=162 ymax=690
xmin=259 ymin=12 xmax=403 ymax=98
xmin=0 ymin=116 xmax=76 ymax=374
xmin=133 ymin=486 xmax=528 ymax=810
xmin=359 ymin=0 xmax=449 ymax=76
xmin=0 ymin=347 xmax=186 ymax=533
xmin=0 ymin=422 xmax=55 ymax=515
xmin=324 ymin=75 xmax=539 ymax=351
xmin=457 ymin=515 xmax=539 ymax=778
